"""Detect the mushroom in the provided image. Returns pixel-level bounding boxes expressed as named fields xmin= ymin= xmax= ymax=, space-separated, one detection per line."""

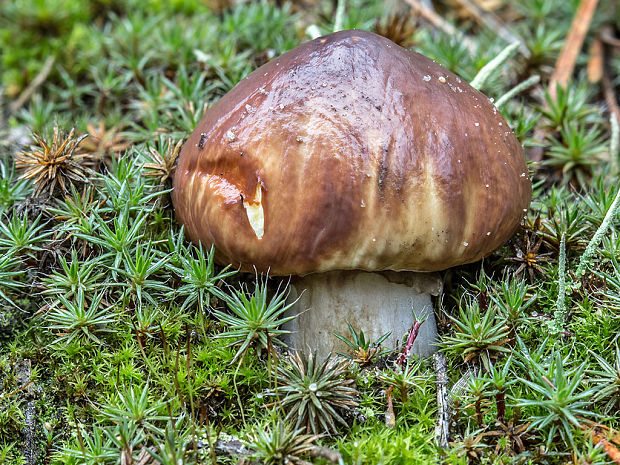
xmin=172 ymin=30 xmax=531 ymax=357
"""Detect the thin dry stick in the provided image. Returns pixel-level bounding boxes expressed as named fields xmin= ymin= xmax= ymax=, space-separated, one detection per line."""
xmin=602 ymin=53 xmax=620 ymax=128
xmin=580 ymin=422 xmax=620 ymax=464
xmin=611 ymin=113 xmax=619 ymax=174
xmin=450 ymin=0 xmax=529 ymax=57
xmin=600 ymin=27 xmax=620 ymax=47
xmin=590 ymin=432 xmax=620 ymax=464
xmin=433 ymin=352 xmax=450 ymax=449
xmin=548 ymin=0 xmax=599 ymax=99
xmin=402 ymin=0 xmax=477 ymax=53
xmin=587 ymin=37 xmax=604 ymax=83
xmin=579 ymin=419 xmax=620 ymax=443
xmin=9 ymin=56 xmax=55 ymax=113
xmin=529 ymin=0 xmax=599 ymax=162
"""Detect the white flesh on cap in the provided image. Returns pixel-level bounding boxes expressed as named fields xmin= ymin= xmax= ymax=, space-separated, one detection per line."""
xmin=243 ymin=184 xmax=264 ymax=239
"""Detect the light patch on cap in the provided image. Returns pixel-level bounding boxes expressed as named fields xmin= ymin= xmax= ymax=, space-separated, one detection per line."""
xmin=243 ymin=184 xmax=264 ymax=239
xmin=418 ymin=160 xmax=447 ymax=258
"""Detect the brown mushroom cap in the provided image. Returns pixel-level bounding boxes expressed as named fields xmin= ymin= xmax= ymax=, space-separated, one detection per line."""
xmin=172 ymin=29 xmax=531 ymax=276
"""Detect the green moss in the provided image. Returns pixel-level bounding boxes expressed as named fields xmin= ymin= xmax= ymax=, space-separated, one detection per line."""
xmin=1 ymin=0 xmax=619 ymax=462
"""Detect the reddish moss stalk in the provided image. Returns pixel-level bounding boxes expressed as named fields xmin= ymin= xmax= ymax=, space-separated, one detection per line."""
xmin=496 ymin=389 xmax=506 ymax=424
xmin=475 ymin=396 xmax=483 ymax=427
xmin=396 ymin=319 xmax=423 ymax=368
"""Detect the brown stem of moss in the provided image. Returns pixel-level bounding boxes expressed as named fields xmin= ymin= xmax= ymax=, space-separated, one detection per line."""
xmin=496 ymin=390 xmax=505 ymax=424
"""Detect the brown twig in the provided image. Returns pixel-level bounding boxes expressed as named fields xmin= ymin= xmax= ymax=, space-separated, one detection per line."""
xmin=600 ymin=28 xmax=620 ymax=126
xmin=600 ymin=28 xmax=620 ymax=47
xmin=587 ymin=37 xmax=604 ymax=83
xmin=450 ymin=0 xmax=529 ymax=57
xmin=580 ymin=419 xmax=620 ymax=445
xmin=580 ymin=422 xmax=620 ymax=464
xmin=528 ymin=0 xmax=599 ymax=162
xmin=1 ymin=379 xmax=34 ymax=399
xmin=602 ymin=67 xmax=620 ymax=127
xmin=9 ymin=56 xmax=56 ymax=113
xmin=548 ymin=0 xmax=599 ymax=100
xmin=590 ymin=432 xmax=620 ymax=464
xmin=401 ymin=0 xmax=477 ymax=53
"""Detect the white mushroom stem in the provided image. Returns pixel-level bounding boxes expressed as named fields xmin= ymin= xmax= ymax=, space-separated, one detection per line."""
xmin=282 ymin=270 xmax=442 ymax=358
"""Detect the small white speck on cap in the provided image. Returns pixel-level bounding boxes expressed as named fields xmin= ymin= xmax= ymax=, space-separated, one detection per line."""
xmin=226 ymin=129 xmax=236 ymax=142
xmin=296 ymin=136 xmax=303 ymax=142
xmin=463 ymin=242 xmax=469 ymax=247
xmin=485 ymin=184 xmax=490 ymax=188
xmin=322 ymin=82 xmax=327 ymax=87
xmin=361 ymin=199 xmax=366 ymax=207
xmin=486 ymin=232 xmax=491 ymax=236
xmin=457 ymin=159 xmax=461 ymax=163
xmin=499 ymin=122 xmax=503 ymax=126
xmin=372 ymin=238 xmax=376 ymax=242
xmin=423 ymin=75 xmax=431 ymax=81
xmin=438 ymin=76 xmax=446 ymax=83
xmin=521 ymin=172 xmax=526 ymax=177
xmin=279 ymin=104 xmax=284 ymax=110
xmin=523 ymin=208 xmax=528 ymax=212
xmin=474 ymin=122 xmax=480 ymax=127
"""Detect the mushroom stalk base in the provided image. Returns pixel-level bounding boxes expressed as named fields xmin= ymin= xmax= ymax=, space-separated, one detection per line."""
xmin=282 ymin=270 xmax=442 ymax=358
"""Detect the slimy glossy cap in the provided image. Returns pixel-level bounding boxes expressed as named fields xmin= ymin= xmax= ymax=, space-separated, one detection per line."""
xmin=172 ymin=29 xmax=531 ymax=275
